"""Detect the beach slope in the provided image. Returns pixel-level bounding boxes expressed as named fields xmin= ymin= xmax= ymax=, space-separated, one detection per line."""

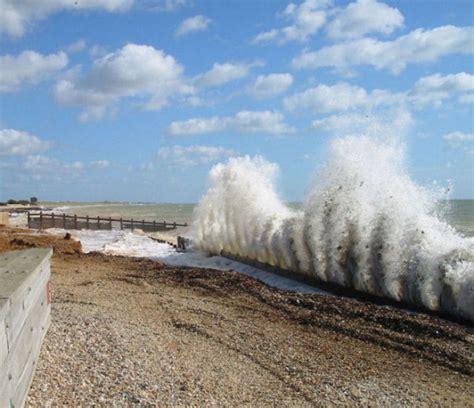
xmin=0 ymin=227 xmax=472 ymax=406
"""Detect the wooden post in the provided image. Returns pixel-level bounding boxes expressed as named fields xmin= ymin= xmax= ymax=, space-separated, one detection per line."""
xmin=164 ymin=221 xmax=167 ymax=230
xmin=131 ymin=219 xmax=134 ymax=231
xmin=63 ymin=213 xmax=66 ymax=228
xmin=153 ymin=220 xmax=156 ymax=231
xmin=120 ymin=218 xmax=123 ymax=230
xmin=97 ymin=216 xmax=101 ymax=230
xmin=27 ymin=212 xmax=31 ymax=228
xmin=109 ymin=217 xmax=112 ymax=230
xmin=86 ymin=215 xmax=89 ymax=229
xmin=39 ymin=211 xmax=43 ymax=229
xmin=51 ymin=212 xmax=55 ymax=228
xmin=173 ymin=221 xmax=176 ymax=229
xmin=74 ymin=214 xmax=78 ymax=230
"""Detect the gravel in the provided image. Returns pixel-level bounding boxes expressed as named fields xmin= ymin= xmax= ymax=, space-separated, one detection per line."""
xmin=0 ymin=228 xmax=472 ymax=406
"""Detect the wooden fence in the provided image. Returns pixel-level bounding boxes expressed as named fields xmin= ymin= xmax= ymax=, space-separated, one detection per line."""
xmin=27 ymin=212 xmax=187 ymax=232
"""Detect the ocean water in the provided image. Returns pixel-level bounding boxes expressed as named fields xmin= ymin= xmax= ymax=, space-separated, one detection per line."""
xmin=45 ymin=200 xmax=473 ymax=236
xmin=46 ymin=202 xmax=195 ymax=224
xmin=441 ymin=200 xmax=474 ymax=238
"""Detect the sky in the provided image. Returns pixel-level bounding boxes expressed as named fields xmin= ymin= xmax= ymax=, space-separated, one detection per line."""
xmin=0 ymin=0 xmax=473 ymax=203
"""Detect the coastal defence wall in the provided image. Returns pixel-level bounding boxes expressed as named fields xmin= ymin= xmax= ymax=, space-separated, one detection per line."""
xmin=0 ymin=248 xmax=52 ymax=408
xmin=179 ymin=235 xmax=473 ymax=324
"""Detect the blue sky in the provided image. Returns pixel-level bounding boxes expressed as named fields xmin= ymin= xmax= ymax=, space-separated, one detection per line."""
xmin=0 ymin=0 xmax=473 ymax=202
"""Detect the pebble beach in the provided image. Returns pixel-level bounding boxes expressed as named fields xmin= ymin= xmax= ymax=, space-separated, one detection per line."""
xmin=1 ymin=227 xmax=473 ymax=406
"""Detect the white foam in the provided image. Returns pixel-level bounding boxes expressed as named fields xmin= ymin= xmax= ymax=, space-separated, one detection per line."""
xmin=52 ymin=203 xmax=128 ymax=213
xmin=192 ymin=136 xmax=474 ymax=321
xmin=44 ymin=229 xmax=323 ymax=294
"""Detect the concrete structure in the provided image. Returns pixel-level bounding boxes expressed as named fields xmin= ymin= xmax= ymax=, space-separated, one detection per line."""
xmin=0 ymin=209 xmax=8 ymax=226
xmin=0 ymin=248 xmax=52 ymax=408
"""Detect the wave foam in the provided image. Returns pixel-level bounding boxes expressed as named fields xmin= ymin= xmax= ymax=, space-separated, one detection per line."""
xmin=192 ymin=136 xmax=474 ymax=321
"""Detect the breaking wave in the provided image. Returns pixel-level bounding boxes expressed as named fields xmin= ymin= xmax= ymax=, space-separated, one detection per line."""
xmin=192 ymin=136 xmax=474 ymax=321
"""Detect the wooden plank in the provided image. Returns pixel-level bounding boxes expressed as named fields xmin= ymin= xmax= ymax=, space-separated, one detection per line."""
xmin=6 ymin=264 xmax=50 ymax=349
xmin=0 ymin=248 xmax=51 ymax=356
xmin=0 ymin=287 xmax=48 ymax=387
xmin=0 ymin=297 xmax=9 ymax=323
xmin=0 ymin=299 xmax=9 ymax=369
xmin=0 ymin=248 xmax=51 ymax=408
xmin=0 ymin=287 xmax=50 ymax=408
xmin=15 ymin=312 xmax=51 ymax=408
xmin=0 ymin=249 xmax=52 ymax=350
xmin=0 ymin=248 xmax=51 ymax=299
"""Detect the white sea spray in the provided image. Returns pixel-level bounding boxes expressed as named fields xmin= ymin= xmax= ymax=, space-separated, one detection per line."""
xmin=192 ymin=136 xmax=474 ymax=321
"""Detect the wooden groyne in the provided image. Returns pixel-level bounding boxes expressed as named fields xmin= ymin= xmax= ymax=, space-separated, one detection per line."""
xmin=0 ymin=248 xmax=52 ymax=407
xmin=28 ymin=212 xmax=187 ymax=233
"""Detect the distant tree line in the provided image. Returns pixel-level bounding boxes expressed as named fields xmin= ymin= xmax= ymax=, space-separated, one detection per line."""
xmin=0 ymin=197 xmax=39 ymax=206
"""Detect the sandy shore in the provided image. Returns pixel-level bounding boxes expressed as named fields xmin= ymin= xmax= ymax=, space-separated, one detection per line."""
xmin=0 ymin=227 xmax=473 ymax=406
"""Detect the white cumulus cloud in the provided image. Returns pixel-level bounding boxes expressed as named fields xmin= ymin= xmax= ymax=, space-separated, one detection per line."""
xmin=410 ymin=72 xmax=474 ymax=107
xmin=459 ymin=93 xmax=474 ymax=104
xmin=156 ymin=145 xmax=236 ymax=167
xmin=0 ymin=50 xmax=68 ymax=92
xmin=176 ymin=15 xmax=211 ymax=36
xmin=90 ymin=160 xmax=111 ymax=168
xmin=66 ymin=39 xmax=87 ymax=54
xmin=443 ymin=132 xmax=474 ymax=142
xmin=247 ymin=73 xmax=294 ymax=99
xmin=312 ymin=109 xmax=413 ymax=137
xmin=284 ymin=82 xmax=405 ymax=113
xmin=147 ymin=0 xmax=187 ymax=12
xmin=168 ymin=111 xmax=294 ymax=136
xmin=0 ymin=129 xmax=51 ymax=156
xmin=54 ymin=43 xmax=192 ymax=121
xmin=312 ymin=112 xmax=372 ymax=131
xmin=21 ymin=155 xmax=85 ymax=173
xmin=285 ymin=73 xmax=472 ymax=116
xmin=194 ymin=62 xmax=254 ymax=88
xmin=326 ymin=0 xmax=404 ymax=39
xmin=22 ymin=155 xmax=55 ymax=171
xmin=0 ymin=0 xmax=133 ymax=37
xmin=253 ymin=0 xmax=332 ymax=44
xmin=293 ymin=25 xmax=473 ymax=74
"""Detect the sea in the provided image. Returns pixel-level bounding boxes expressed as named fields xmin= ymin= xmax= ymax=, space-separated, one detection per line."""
xmin=46 ymin=199 xmax=474 ymax=237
